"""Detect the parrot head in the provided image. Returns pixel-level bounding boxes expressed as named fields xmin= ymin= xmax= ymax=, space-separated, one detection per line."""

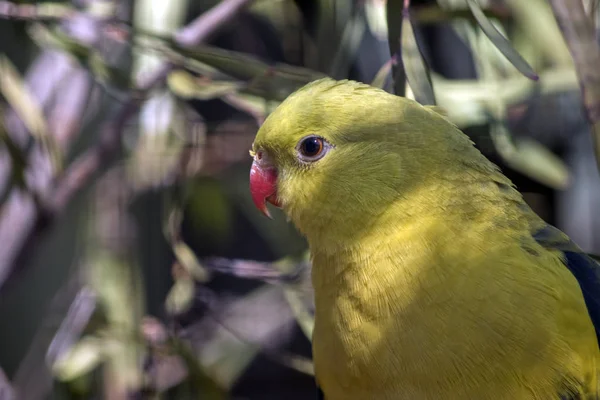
xmin=249 ymin=78 xmax=489 ymax=247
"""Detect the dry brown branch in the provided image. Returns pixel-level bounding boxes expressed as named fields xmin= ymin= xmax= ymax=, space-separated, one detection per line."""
xmin=0 ymin=0 xmax=255 ymax=292
xmin=548 ymin=0 xmax=600 ymax=169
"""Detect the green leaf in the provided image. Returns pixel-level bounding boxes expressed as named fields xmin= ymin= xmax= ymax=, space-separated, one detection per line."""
xmin=400 ymin=8 xmax=436 ymax=105
xmin=0 ymin=56 xmax=47 ymax=139
xmin=29 ymin=24 xmax=92 ymax=65
xmin=0 ymin=121 xmax=27 ymax=193
xmin=88 ymin=52 xmax=131 ymax=90
xmin=165 ymin=275 xmax=196 ymax=315
xmin=174 ymin=45 xmax=271 ymax=82
xmin=276 ymin=353 xmax=315 ymax=376
xmin=168 ymin=336 xmax=228 ymax=400
xmin=0 ymin=54 xmax=62 ymax=173
xmin=167 ymin=70 xmax=243 ymax=100
xmin=168 ymin=45 xmax=326 ymax=101
xmin=173 ymin=242 xmax=210 ymax=282
xmin=52 ymin=336 xmax=105 ymax=382
xmin=490 ymin=124 xmax=569 ymax=189
xmin=283 ymin=287 xmax=314 ymax=340
xmin=222 ymin=92 xmax=274 ymax=125
xmin=30 ymin=24 xmax=130 ymax=92
xmin=329 ymin=13 xmax=367 ymax=79
xmin=371 ymin=58 xmax=394 ymax=90
xmin=315 ymin=0 xmax=351 ymax=75
xmin=413 ymin=4 xmax=509 ymax=25
xmin=466 ymin=0 xmax=538 ymax=81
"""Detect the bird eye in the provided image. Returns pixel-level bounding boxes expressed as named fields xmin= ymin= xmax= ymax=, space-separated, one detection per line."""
xmin=296 ymin=135 xmax=329 ymax=162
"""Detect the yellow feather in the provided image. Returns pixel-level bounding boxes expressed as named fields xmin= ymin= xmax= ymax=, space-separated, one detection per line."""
xmin=252 ymin=78 xmax=600 ymax=399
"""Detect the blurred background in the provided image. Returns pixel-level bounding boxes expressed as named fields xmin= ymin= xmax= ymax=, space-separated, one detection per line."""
xmin=0 ymin=0 xmax=599 ymax=398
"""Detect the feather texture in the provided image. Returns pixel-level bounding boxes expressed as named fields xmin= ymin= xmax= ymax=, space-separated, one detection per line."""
xmin=251 ymin=78 xmax=600 ymax=399
xmin=534 ymin=225 xmax=600 ymax=344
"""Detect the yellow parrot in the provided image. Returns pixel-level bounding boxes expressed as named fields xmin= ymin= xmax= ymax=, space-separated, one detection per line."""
xmin=248 ymin=78 xmax=600 ymax=400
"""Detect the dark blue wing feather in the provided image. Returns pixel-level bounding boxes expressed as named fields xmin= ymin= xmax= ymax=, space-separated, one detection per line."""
xmin=317 ymin=385 xmax=325 ymax=400
xmin=533 ymin=225 xmax=600 ymax=344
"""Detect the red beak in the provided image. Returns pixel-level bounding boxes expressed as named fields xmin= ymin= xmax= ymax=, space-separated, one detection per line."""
xmin=249 ymin=159 xmax=281 ymax=218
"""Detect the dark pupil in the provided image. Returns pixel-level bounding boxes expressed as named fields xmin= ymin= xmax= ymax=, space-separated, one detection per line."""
xmin=302 ymin=137 xmax=321 ymax=156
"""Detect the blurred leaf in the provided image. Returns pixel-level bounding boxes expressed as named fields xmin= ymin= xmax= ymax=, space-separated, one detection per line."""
xmin=164 ymin=200 xmax=211 ymax=282
xmin=52 ymin=336 xmax=104 ymax=382
xmin=223 ymin=92 xmax=273 ymax=125
xmin=491 ymin=124 xmax=569 ymax=189
xmin=29 ymin=23 xmax=91 ymax=65
xmin=46 ymin=287 xmax=98 ymax=369
xmin=168 ymin=45 xmax=326 ymax=100
xmin=283 ymin=287 xmax=314 ymax=340
xmin=173 ymin=242 xmax=211 ymax=282
xmin=413 ymin=3 xmax=510 ymax=25
xmin=88 ymin=52 xmax=131 ymax=90
xmin=129 ymin=91 xmax=186 ymax=191
xmin=167 ymin=70 xmax=243 ymax=100
xmin=194 ymin=285 xmax=295 ymax=388
xmin=315 ymin=0 xmax=350 ymax=74
xmin=87 ymin=249 xmax=145 ymax=393
xmin=400 ymin=8 xmax=435 ymax=105
xmin=163 ymin=186 xmax=214 ymax=282
xmin=365 ymin=0 xmax=389 ymax=39
xmin=0 ymin=54 xmax=62 ymax=173
xmin=0 ymin=121 xmax=28 ymax=196
xmin=165 ymin=275 xmax=195 ymax=315
xmin=30 ymin=24 xmax=129 ymax=92
xmin=386 ymin=0 xmax=405 ymax=96
xmin=168 ymin=337 xmax=227 ymax=400
xmin=466 ymin=0 xmax=538 ymax=81
xmin=270 ymin=253 xmax=315 ymax=344
xmin=173 ymin=44 xmax=271 ymax=81
xmin=277 ymin=353 xmax=315 ymax=376
xmin=371 ymin=58 xmax=394 ymax=90
xmin=88 ymin=255 xmax=142 ymax=331
xmin=329 ymin=12 xmax=366 ymax=79
xmin=0 ymin=55 xmax=47 ymax=138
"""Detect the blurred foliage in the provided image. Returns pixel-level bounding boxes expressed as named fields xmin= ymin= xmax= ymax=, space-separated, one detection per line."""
xmin=0 ymin=0 xmax=599 ymax=399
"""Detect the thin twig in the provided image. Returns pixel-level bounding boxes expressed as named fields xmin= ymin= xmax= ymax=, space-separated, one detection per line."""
xmin=548 ymin=0 xmax=600 ymax=170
